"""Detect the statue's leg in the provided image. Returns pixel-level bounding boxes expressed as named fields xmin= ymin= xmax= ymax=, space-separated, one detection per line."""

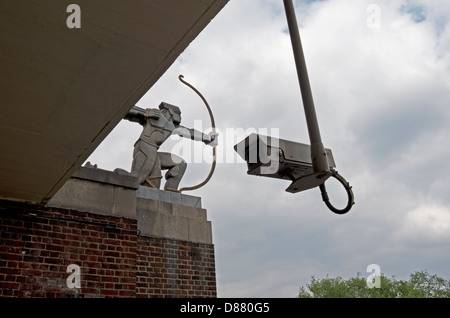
xmin=159 ymin=152 xmax=187 ymax=191
xmin=130 ymin=140 xmax=160 ymax=187
xmin=147 ymin=153 xmax=162 ymax=189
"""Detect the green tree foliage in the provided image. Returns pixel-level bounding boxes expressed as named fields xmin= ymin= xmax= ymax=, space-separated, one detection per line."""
xmin=298 ymin=270 xmax=450 ymax=298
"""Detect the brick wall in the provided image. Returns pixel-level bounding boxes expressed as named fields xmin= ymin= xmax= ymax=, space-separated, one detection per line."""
xmin=137 ymin=236 xmax=216 ymax=297
xmin=0 ymin=200 xmax=216 ymax=298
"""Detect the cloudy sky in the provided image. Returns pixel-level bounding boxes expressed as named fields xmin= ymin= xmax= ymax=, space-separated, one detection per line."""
xmin=87 ymin=0 xmax=450 ymax=297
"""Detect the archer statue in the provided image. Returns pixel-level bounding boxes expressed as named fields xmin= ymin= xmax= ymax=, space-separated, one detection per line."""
xmin=114 ymin=102 xmax=218 ymax=192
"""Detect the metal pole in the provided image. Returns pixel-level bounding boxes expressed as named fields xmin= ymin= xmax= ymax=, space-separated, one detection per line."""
xmin=283 ymin=0 xmax=329 ymax=173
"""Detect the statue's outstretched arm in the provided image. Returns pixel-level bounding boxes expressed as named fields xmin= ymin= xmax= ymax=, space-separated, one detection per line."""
xmin=172 ymin=126 xmax=218 ymax=146
xmin=173 ymin=126 xmax=218 ymax=146
xmin=173 ymin=126 xmax=206 ymax=142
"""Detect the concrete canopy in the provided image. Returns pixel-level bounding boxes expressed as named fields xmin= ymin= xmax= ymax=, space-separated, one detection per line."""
xmin=0 ymin=0 xmax=228 ymax=205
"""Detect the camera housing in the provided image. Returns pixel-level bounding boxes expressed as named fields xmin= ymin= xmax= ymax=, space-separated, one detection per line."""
xmin=234 ymin=133 xmax=335 ymax=193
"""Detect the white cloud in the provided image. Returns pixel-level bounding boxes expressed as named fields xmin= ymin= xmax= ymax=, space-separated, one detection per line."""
xmin=398 ymin=204 xmax=450 ymax=241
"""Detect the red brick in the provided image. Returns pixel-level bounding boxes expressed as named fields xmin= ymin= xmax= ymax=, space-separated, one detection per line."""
xmin=0 ymin=201 xmax=216 ymax=298
xmin=101 ymin=289 xmax=119 ymax=296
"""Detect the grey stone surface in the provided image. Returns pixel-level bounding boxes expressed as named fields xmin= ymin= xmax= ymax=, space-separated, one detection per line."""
xmin=72 ymin=166 xmax=139 ymax=189
xmin=136 ymin=196 xmax=212 ymax=244
xmin=136 ymin=186 xmax=202 ymax=208
xmin=47 ymin=167 xmax=138 ymax=218
xmin=47 ymin=167 xmax=212 ymax=244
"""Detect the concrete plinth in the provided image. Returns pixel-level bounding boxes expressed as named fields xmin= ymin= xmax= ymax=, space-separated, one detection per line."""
xmin=136 ymin=187 xmax=212 ymax=244
xmin=47 ymin=167 xmax=213 ymax=244
xmin=47 ymin=167 xmax=138 ymax=218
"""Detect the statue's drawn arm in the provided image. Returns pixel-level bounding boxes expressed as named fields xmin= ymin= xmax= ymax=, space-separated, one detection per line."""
xmin=124 ymin=106 xmax=160 ymax=124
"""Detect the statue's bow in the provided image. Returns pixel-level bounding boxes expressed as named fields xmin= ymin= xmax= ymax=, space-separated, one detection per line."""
xmin=178 ymin=74 xmax=216 ymax=193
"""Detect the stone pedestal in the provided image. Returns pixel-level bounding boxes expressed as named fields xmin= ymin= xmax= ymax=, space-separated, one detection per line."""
xmin=47 ymin=167 xmax=138 ymax=218
xmin=136 ymin=187 xmax=212 ymax=244
xmin=47 ymin=167 xmax=213 ymax=244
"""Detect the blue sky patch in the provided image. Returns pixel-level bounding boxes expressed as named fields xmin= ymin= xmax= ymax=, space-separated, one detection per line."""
xmin=401 ymin=3 xmax=426 ymax=23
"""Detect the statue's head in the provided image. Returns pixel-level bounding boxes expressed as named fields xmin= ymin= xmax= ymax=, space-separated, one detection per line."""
xmin=159 ymin=102 xmax=181 ymax=125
